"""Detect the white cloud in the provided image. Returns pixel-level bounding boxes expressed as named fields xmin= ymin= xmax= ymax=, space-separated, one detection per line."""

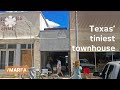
xmin=46 ymin=19 xmax=60 ymax=28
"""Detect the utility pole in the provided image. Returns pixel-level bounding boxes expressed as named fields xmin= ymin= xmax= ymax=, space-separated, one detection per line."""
xmin=75 ymin=11 xmax=79 ymax=60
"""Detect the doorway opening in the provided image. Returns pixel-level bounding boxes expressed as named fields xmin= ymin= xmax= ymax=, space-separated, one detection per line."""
xmin=41 ymin=51 xmax=70 ymax=75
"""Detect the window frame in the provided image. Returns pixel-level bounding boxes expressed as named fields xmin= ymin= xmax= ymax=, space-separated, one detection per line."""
xmin=101 ymin=64 xmax=109 ymax=79
xmin=117 ymin=68 xmax=120 ymax=79
xmin=8 ymin=44 xmax=16 ymax=49
xmin=106 ymin=65 xmax=114 ymax=79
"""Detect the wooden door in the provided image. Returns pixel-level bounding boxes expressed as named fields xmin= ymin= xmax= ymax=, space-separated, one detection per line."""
xmin=21 ymin=50 xmax=32 ymax=67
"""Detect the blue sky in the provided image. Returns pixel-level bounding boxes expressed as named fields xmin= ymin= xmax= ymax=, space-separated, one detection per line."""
xmin=42 ymin=11 xmax=69 ymax=29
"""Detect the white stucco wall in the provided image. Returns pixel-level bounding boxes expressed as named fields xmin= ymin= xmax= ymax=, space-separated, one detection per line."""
xmin=39 ymin=13 xmax=48 ymax=31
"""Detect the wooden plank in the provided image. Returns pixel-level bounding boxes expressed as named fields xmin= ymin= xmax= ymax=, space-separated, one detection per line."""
xmin=21 ymin=50 xmax=32 ymax=67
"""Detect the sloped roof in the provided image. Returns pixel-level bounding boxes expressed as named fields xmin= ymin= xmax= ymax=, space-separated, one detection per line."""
xmin=0 ymin=11 xmax=41 ymax=39
xmin=40 ymin=12 xmax=49 ymax=27
xmin=77 ymin=11 xmax=120 ymax=32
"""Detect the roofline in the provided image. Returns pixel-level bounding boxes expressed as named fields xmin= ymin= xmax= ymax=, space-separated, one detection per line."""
xmin=0 ymin=11 xmax=28 ymax=14
xmin=0 ymin=11 xmax=49 ymax=28
xmin=0 ymin=11 xmax=40 ymax=15
xmin=40 ymin=12 xmax=49 ymax=27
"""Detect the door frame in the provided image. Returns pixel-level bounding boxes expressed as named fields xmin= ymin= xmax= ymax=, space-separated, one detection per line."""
xmin=8 ymin=50 xmax=16 ymax=66
xmin=0 ymin=50 xmax=6 ymax=70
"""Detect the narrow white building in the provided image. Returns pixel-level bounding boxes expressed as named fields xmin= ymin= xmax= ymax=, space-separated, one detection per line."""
xmin=0 ymin=11 xmax=49 ymax=73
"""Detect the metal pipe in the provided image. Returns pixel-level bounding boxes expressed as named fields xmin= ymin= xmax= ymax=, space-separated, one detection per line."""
xmin=30 ymin=27 xmax=33 ymax=67
xmin=112 ymin=52 xmax=113 ymax=61
xmin=25 ymin=21 xmax=33 ymax=67
xmin=75 ymin=11 xmax=79 ymax=60
xmin=94 ymin=52 xmax=97 ymax=72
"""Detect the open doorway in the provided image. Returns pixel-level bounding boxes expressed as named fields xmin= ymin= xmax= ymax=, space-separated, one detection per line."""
xmin=41 ymin=51 xmax=70 ymax=75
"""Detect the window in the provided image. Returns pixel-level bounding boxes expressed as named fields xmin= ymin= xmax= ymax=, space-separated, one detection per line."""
xmin=21 ymin=44 xmax=26 ymax=49
xmin=8 ymin=51 xmax=14 ymax=66
xmin=8 ymin=44 xmax=16 ymax=49
xmin=106 ymin=65 xmax=114 ymax=79
xmin=0 ymin=51 xmax=6 ymax=69
xmin=0 ymin=44 xmax=6 ymax=49
xmin=101 ymin=64 xmax=109 ymax=79
xmin=80 ymin=59 xmax=89 ymax=63
xmin=117 ymin=68 xmax=120 ymax=79
xmin=28 ymin=44 xmax=34 ymax=49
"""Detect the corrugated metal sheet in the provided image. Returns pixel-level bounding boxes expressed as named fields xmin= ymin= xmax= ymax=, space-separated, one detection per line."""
xmin=70 ymin=11 xmax=120 ymax=52
xmin=40 ymin=30 xmax=70 ymax=51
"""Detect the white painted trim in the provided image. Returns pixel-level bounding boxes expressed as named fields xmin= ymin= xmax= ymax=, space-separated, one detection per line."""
xmin=16 ymin=44 xmax=21 ymax=66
